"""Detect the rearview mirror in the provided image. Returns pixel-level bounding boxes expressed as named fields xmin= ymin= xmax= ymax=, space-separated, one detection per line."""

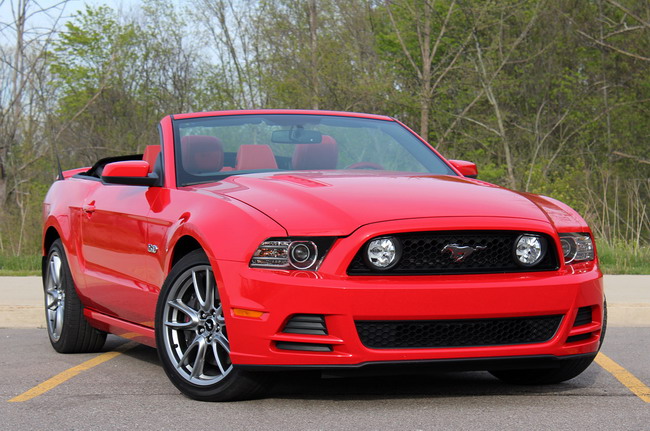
xmin=449 ymin=160 xmax=478 ymax=179
xmin=102 ymin=161 xmax=159 ymax=186
xmin=271 ymin=129 xmax=322 ymax=144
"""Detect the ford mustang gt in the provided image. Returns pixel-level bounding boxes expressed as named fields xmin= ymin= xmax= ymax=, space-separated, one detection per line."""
xmin=42 ymin=109 xmax=605 ymax=401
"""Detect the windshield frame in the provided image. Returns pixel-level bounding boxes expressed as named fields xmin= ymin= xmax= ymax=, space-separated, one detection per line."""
xmin=171 ymin=112 xmax=456 ymax=187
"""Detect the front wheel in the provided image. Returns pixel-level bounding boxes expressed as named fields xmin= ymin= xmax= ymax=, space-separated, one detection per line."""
xmin=155 ymin=249 xmax=269 ymax=401
xmin=488 ymin=355 xmax=596 ymax=385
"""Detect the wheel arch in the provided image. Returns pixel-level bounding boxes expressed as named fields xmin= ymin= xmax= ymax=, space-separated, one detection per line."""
xmin=42 ymin=226 xmax=62 ymax=280
xmin=43 ymin=226 xmax=61 ymax=255
xmin=169 ymin=235 xmax=205 ymax=272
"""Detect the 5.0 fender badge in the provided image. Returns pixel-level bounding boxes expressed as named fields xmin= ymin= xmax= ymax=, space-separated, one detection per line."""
xmin=147 ymin=244 xmax=159 ymax=254
xmin=442 ymin=244 xmax=486 ymax=262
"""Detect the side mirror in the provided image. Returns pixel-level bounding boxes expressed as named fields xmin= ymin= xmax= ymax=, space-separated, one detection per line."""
xmin=102 ymin=161 xmax=158 ymax=186
xmin=449 ymin=160 xmax=478 ymax=179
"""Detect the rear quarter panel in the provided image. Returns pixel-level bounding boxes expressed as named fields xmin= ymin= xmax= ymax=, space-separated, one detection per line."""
xmin=43 ymin=177 xmax=102 ymax=291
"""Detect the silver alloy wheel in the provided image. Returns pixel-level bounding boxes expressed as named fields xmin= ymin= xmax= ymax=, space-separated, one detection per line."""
xmin=162 ymin=265 xmax=233 ymax=386
xmin=45 ymin=252 xmax=65 ymax=342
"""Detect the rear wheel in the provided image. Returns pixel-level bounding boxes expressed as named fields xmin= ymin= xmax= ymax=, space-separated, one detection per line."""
xmin=155 ymin=249 xmax=269 ymax=401
xmin=44 ymin=239 xmax=106 ymax=353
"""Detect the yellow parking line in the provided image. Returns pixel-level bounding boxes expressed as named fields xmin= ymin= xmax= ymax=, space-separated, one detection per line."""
xmin=8 ymin=341 xmax=137 ymax=403
xmin=596 ymin=352 xmax=650 ymax=403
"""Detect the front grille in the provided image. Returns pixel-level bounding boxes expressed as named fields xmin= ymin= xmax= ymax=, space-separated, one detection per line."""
xmin=348 ymin=230 xmax=559 ymax=275
xmin=356 ymin=315 xmax=563 ymax=349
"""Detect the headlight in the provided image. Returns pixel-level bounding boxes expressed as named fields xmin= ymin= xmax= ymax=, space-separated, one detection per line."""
xmin=250 ymin=238 xmax=334 ymax=270
xmin=514 ymin=234 xmax=547 ymax=267
xmin=364 ymin=236 xmax=402 ymax=270
xmin=559 ymin=233 xmax=594 ymax=264
xmin=289 ymin=241 xmax=318 ymax=269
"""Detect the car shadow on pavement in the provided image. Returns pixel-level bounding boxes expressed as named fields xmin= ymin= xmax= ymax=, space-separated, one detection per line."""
xmin=104 ymin=336 xmax=161 ymax=366
xmin=267 ymin=368 xmax=600 ymax=401
xmin=105 ymin=335 xmax=601 ymax=401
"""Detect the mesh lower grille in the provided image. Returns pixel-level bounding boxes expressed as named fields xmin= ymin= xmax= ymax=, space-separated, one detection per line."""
xmin=356 ymin=315 xmax=563 ymax=349
xmin=348 ymin=230 xmax=558 ymax=275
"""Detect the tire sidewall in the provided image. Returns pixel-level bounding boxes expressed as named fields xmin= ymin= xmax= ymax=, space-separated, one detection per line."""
xmin=155 ymin=250 xmax=260 ymax=401
xmin=45 ymin=240 xmax=75 ymax=350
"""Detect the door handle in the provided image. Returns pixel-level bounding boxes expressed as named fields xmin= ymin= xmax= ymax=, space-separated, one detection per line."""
xmin=82 ymin=204 xmax=96 ymax=213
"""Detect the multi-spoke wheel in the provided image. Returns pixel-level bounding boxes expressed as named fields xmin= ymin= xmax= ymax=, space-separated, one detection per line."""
xmin=155 ymin=249 xmax=269 ymax=401
xmin=44 ymin=239 xmax=106 ymax=353
xmin=45 ymin=251 xmax=65 ymax=342
xmin=162 ymin=265 xmax=233 ymax=384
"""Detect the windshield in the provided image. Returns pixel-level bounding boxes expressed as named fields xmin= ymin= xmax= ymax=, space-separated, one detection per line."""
xmin=173 ymin=114 xmax=455 ymax=186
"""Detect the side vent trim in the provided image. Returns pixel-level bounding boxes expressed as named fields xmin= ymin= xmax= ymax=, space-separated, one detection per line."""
xmin=282 ymin=314 xmax=328 ymax=335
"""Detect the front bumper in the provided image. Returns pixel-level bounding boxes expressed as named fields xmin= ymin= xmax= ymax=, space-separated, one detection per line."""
xmin=215 ymin=260 xmax=604 ymax=368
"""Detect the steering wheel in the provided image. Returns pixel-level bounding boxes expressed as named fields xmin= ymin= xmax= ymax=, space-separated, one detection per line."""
xmin=345 ymin=162 xmax=385 ymax=170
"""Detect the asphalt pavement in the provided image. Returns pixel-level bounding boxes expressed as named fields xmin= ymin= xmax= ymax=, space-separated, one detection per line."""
xmin=0 ymin=327 xmax=648 ymax=429
xmin=0 ymin=275 xmax=648 ymax=429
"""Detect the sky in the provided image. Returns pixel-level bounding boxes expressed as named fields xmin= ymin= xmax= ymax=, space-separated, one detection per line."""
xmin=0 ymin=0 xmax=143 ymax=44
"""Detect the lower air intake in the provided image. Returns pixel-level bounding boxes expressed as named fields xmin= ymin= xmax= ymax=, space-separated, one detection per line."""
xmin=282 ymin=314 xmax=327 ymax=335
xmin=573 ymin=306 xmax=592 ymax=327
xmin=275 ymin=341 xmax=332 ymax=352
xmin=356 ymin=315 xmax=562 ymax=349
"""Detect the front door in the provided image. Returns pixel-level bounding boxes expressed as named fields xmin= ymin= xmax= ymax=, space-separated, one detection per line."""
xmin=80 ymin=183 xmax=158 ymax=325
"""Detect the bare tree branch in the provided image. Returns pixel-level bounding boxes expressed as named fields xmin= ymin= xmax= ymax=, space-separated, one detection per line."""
xmin=612 ymin=151 xmax=650 ymax=165
xmin=576 ymin=28 xmax=650 ymax=61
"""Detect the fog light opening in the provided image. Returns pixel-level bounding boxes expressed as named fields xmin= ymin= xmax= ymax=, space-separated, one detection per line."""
xmin=364 ymin=236 xmax=402 ymax=270
xmin=514 ymin=234 xmax=546 ymax=267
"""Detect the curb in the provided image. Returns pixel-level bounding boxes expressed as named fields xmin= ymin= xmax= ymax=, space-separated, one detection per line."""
xmin=606 ymin=303 xmax=650 ymax=327
xmin=0 ymin=306 xmax=46 ymax=329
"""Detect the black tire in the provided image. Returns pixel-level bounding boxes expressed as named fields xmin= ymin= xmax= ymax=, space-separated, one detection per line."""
xmin=489 ymin=302 xmax=607 ymax=385
xmin=43 ymin=239 xmax=107 ymax=353
xmin=155 ymin=249 xmax=269 ymax=401
xmin=600 ymin=299 xmax=607 ymax=349
xmin=489 ymin=355 xmax=596 ymax=385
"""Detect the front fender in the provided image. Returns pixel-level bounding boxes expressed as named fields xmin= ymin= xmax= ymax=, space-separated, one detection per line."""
xmin=150 ymin=188 xmax=287 ymax=278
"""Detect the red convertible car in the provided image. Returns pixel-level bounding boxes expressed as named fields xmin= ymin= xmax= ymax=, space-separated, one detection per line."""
xmin=42 ymin=110 xmax=605 ymax=401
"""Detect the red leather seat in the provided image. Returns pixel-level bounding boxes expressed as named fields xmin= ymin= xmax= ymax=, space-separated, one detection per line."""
xmin=142 ymin=145 xmax=161 ymax=173
xmin=235 ymin=145 xmax=278 ymax=170
xmin=292 ymin=135 xmax=338 ymax=170
xmin=181 ymin=135 xmax=224 ymax=174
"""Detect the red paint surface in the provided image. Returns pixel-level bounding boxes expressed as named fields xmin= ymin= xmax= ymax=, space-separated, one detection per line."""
xmin=43 ymin=110 xmax=604 ymax=366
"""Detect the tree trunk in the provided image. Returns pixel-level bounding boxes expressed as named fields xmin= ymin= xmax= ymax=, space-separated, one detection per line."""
xmin=308 ymin=0 xmax=319 ymax=109
xmin=419 ymin=1 xmax=432 ymax=140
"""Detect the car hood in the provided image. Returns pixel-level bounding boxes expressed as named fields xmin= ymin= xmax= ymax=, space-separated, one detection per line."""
xmin=192 ymin=172 xmax=558 ymax=235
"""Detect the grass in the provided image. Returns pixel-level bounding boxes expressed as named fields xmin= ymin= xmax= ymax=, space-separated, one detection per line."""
xmin=597 ymin=242 xmax=650 ymax=275
xmin=0 ymin=254 xmax=41 ymax=276
xmin=1 ymin=243 xmax=648 ymax=276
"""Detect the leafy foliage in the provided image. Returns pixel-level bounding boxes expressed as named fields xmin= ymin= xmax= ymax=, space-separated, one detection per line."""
xmin=0 ymin=0 xmax=647 ymax=269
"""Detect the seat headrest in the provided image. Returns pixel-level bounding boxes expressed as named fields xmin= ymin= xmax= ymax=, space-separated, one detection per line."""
xmin=181 ymin=135 xmax=224 ymax=174
xmin=292 ymin=135 xmax=338 ymax=170
xmin=235 ymin=145 xmax=278 ymax=170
